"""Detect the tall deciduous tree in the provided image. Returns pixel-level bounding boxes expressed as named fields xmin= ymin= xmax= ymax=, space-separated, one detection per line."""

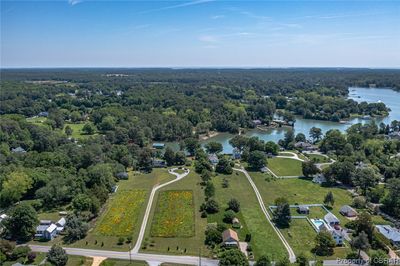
xmin=3 ymin=203 xmax=38 ymax=241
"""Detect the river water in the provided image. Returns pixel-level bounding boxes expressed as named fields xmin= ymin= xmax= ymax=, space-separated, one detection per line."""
xmin=169 ymin=87 xmax=400 ymax=154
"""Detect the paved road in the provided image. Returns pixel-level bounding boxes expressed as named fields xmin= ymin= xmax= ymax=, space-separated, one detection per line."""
xmin=31 ymin=168 xmax=220 ymax=266
xmin=132 ymin=168 xmax=190 ymax=253
xmin=233 ymin=167 xmax=297 ymax=263
xmin=30 ymin=245 xmax=218 ymax=266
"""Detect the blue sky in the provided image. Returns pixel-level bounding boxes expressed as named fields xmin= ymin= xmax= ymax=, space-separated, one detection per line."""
xmin=1 ymin=0 xmax=399 ymax=68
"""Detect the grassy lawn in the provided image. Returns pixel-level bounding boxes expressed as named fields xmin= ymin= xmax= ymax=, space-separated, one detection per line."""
xmin=278 ymin=152 xmax=295 ymax=157
xmin=150 ymin=190 xmax=195 ymax=237
xmin=250 ymin=174 xmax=353 ymax=225
xmin=280 ymin=219 xmax=317 ymax=257
xmin=100 ymin=259 xmax=148 ymax=266
xmin=305 ymin=154 xmax=330 ymax=163
xmin=67 ymin=255 xmax=93 ymax=266
xmin=267 ymin=157 xmax=303 ymax=176
xmin=209 ymin=172 xmax=287 ymax=260
xmin=66 ymin=169 xmax=175 ymax=251
xmin=62 ymin=123 xmax=96 ymax=139
xmin=141 ymin=169 xmax=208 ymax=257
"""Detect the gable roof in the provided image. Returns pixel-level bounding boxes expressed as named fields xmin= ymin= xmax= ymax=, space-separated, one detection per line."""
xmin=376 ymin=225 xmax=400 ymax=242
xmin=56 ymin=217 xmax=66 ymax=227
xmin=222 ymin=229 xmax=239 ymax=242
xmin=324 ymin=212 xmax=340 ymax=224
xmin=46 ymin=224 xmax=57 ymax=233
xmin=340 ymin=205 xmax=357 ymax=214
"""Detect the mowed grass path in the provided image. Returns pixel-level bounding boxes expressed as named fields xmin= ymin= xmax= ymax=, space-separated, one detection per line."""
xmin=151 ymin=190 xmax=194 ymax=237
xmin=69 ymin=169 xmax=175 ymax=251
xmin=267 ymin=157 xmax=303 ymax=176
xmin=142 ymin=170 xmax=208 ymax=256
xmin=211 ymin=172 xmax=287 ymax=260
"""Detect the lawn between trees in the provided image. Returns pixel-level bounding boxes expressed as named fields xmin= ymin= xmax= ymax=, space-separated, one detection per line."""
xmin=267 ymin=157 xmax=303 ymax=177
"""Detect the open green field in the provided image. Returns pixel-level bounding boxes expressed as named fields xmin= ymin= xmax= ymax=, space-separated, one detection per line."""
xmin=62 ymin=123 xmax=96 ymax=139
xmin=267 ymin=157 xmax=303 ymax=176
xmin=66 ymin=169 xmax=175 ymax=251
xmin=250 ymin=174 xmax=352 ymax=224
xmin=210 ymin=172 xmax=287 ymax=260
xmin=280 ymin=219 xmax=317 ymax=257
xmin=100 ymin=259 xmax=148 ymax=266
xmin=151 ymin=190 xmax=195 ymax=237
xmin=142 ymin=170 xmax=209 ymax=257
xmin=305 ymin=153 xmax=330 ymax=163
xmin=278 ymin=152 xmax=295 ymax=157
xmin=66 ymin=255 xmax=93 ymax=266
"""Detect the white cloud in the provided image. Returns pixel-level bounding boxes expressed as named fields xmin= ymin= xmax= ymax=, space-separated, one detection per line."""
xmin=211 ymin=15 xmax=225 ymax=19
xmin=68 ymin=0 xmax=81 ymax=6
xmin=139 ymin=0 xmax=215 ymax=14
xmin=198 ymin=35 xmax=219 ymax=43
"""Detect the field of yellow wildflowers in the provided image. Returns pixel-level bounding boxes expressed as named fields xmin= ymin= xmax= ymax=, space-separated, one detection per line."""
xmin=95 ymin=190 xmax=146 ymax=237
xmin=150 ymin=190 xmax=194 ymax=237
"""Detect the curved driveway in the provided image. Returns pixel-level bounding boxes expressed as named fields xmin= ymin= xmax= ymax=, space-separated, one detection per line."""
xmin=233 ymin=167 xmax=296 ymax=263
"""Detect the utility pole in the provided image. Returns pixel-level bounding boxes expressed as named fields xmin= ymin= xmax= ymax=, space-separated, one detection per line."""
xmin=129 ymin=244 xmax=132 ymax=264
xmin=199 ymin=247 xmax=201 ymax=266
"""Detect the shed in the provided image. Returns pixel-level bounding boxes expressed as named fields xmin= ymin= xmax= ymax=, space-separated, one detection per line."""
xmin=339 ymin=205 xmax=358 ymax=217
xmin=222 ymin=229 xmax=239 ymax=247
xmin=11 ymin=147 xmax=26 ymax=153
xmin=297 ymin=205 xmax=310 ymax=214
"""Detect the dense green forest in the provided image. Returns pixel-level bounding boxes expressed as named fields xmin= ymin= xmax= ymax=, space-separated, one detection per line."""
xmin=1 ymin=68 xmax=400 ymax=246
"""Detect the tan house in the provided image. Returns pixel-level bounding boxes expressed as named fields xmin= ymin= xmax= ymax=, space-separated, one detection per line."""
xmin=222 ymin=229 xmax=239 ymax=247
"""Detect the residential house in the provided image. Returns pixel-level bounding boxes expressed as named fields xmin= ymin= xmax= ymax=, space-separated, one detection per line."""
xmin=36 ymin=223 xmax=57 ymax=240
xmin=11 ymin=147 xmax=26 ymax=153
xmin=294 ymin=142 xmax=318 ymax=151
xmin=324 ymin=213 xmax=340 ymax=226
xmin=232 ymin=148 xmax=242 ymax=160
xmin=339 ymin=205 xmax=358 ymax=217
xmin=312 ymin=174 xmax=326 ymax=185
xmin=116 ymin=172 xmax=129 ymax=180
xmin=376 ymin=225 xmax=400 ymax=247
xmin=388 ymin=131 xmax=400 ymax=140
xmin=222 ymin=229 xmax=239 ymax=247
xmin=56 ymin=218 xmax=66 ymax=233
xmin=208 ymin=153 xmax=219 ymax=165
xmin=152 ymin=159 xmax=166 ymax=168
xmin=297 ymin=205 xmax=310 ymax=214
xmin=252 ymin=119 xmax=262 ymax=126
xmin=38 ymin=111 xmax=49 ymax=117
xmin=152 ymin=143 xmax=165 ymax=149
xmin=330 ymin=229 xmax=344 ymax=245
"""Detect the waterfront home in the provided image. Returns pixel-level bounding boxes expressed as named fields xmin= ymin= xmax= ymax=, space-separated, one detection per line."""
xmin=208 ymin=153 xmax=219 ymax=165
xmin=232 ymin=148 xmax=242 ymax=159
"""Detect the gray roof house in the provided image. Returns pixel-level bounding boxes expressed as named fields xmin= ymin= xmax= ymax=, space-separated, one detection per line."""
xmin=208 ymin=153 xmax=219 ymax=165
xmin=324 ymin=212 xmax=340 ymax=226
xmin=376 ymin=225 xmax=400 ymax=246
xmin=56 ymin=217 xmax=66 ymax=233
xmin=339 ymin=205 xmax=358 ymax=217
xmin=11 ymin=147 xmax=26 ymax=153
xmin=116 ymin=172 xmax=129 ymax=180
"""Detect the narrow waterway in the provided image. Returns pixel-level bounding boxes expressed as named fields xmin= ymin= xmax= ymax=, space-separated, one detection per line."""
xmin=168 ymin=87 xmax=400 ymax=153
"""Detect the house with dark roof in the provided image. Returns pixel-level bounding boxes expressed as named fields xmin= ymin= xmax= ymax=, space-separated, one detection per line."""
xmin=297 ymin=205 xmax=310 ymax=214
xmin=222 ymin=229 xmax=239 ymax=247
xmin=152 ymin=159 xmax=166 ymax=168
xmin=376 ymin=225 xmax=400 ymax=247
xmin=294 ymin=142 xmax=318 ymax=151
xmin=339 ymin=205 xmax=358 ymax=217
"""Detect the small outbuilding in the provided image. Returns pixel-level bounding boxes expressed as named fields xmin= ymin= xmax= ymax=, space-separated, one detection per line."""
xmin=116 ymin=172 xmax=129 ymax=180
xmin=222 ymin=229 xmax=239 ymax=247
xmin=297 ymin=205 xmax=310 ymax=214
xmin=339 ymin=205 xmax=358 ymax=217
xmin=11 ymin=147 xmax=26 ymax=153
xmin=152 ymin=143 xmax=165 ymax=149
